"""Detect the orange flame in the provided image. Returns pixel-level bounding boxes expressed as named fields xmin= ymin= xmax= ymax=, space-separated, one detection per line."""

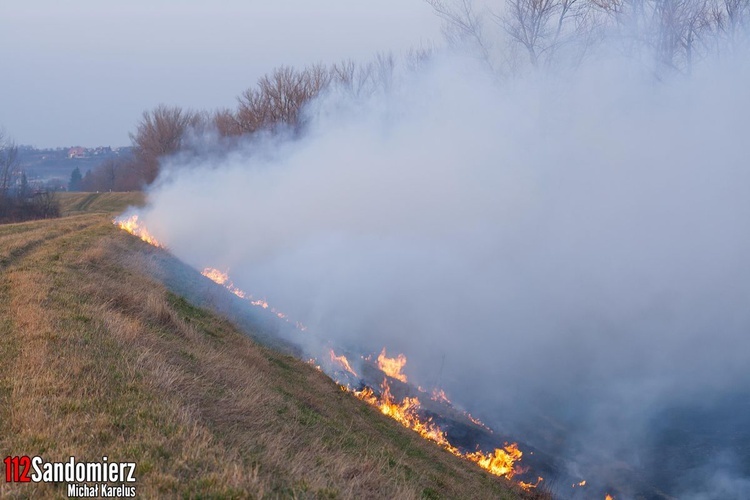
xmin=351 ymin=378 xmax=537 ymax=487
xmin=199 ymin=266 xmax=306 ymax=330
xmin=329 ymin=349 xmax=358 ymax=377
xmin=306 ymin=359 xmax=322 ymax=371
xmin=202 ymin=267 xmax=248 ymax=299
xmin=355 ymin=378 xmax=456 ymax=450
xmin=202 ymin=267 xmax=229 ymax=285
xmin=377 ymin=348 xmax=408 ymax=382
xmin=605 ymin=495 xmax=614 ymax=500
xmin=573 ymin=480 xmax=586 ymax=487
xmin=115 ymin=214 xmax=164 ymax=248
xmin=465 ymin=443 xmax=525 ymax=479
xmin=466 ymin=412 xmax=493 ymax=432
xmin=431 ymin=388 xmax=451 ymax=404
xmin=519 ymin=476 xmax=544 ymax=490
xmin=115 ymin=216 xmax=540 ymax=490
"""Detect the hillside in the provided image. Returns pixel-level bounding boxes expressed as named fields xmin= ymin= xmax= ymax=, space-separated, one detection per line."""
xmin=18 ymin=147 xmax=132 ymax=187
xmin=0 ymin=193 xmax=536 ymax=499
xmin=58 ymin=192 xmax=146 ymax=216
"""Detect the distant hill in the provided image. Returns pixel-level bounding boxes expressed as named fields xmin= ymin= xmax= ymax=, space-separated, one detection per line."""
xmin=17 ymin=146 xmax=133 ymax=188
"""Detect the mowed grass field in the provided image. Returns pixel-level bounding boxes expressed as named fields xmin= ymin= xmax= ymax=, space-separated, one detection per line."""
xmin=0 ymin=193 xmax=536 ymax=499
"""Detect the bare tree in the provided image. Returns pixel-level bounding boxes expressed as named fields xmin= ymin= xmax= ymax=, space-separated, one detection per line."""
xmin=331 ymin=59 xmax=380 ymax=98
xmin=30 ymin=191 xmax=60 ymax=219
xmin=0 ymin=131 xmax=20 ymax=202
xmin=306 ymin=63 xmax=332 ymax=97
xmin=236 ymin=65 xmax=333 ymax=136
xmin=373 ymin=52 xmax=397 ymax=93
xmin=331 ymin=60 xmax=357 ymax=88
xmin=212 ymin=108 xmax=243 ymax=137
xmin=427 ymin=0 xmax=595 ymax=71
xmin=426 ymin=0 xmax=496 ymax=70
xmin=405 ymin=46 xmax=437 ymax=72
xmin=130 ymin=105 xmax=202 ymax=184
xmin=673 ymin=0 xmax=714 ymax=72
xmin=80 ymin=157 xmax=142 ymax=192
xmin=713 ymin=0 xmax=750 ymax=47
xmin=236 ymin=86 xmax=273 ymax=134
xmin=498 ymin=0 xmax=596 ymax=67
xmin=594 ymin=0 xmax=721 ymax=74
xmin=0 ymin=130 xmax=60 ymax=222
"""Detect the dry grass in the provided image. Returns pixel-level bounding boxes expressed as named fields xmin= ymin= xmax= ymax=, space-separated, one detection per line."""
xmin=58 ymin=192 xmax=145 ymax=216
xmin=0 ymin=194 xmax=540 ymax=499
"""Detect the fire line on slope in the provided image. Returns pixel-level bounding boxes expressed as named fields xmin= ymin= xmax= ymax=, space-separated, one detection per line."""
xmin=114 ymin=214 xmax=543 ymax=491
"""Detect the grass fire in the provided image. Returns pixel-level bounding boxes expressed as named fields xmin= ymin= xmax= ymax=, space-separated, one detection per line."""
xmin=4 ymin=1 xmax=748 ymax=495
xmin=114 ymin=213 xmax=547 ymax=492
xmin=1 ymin=192 xmax=548 ymax=499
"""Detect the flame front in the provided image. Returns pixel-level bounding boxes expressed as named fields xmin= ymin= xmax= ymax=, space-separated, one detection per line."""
xmin=519 ymin=476 xmax=544 ymax=489
xmin=352 ymin=377 xmax=536 ymax=487
xmin=115 ymin=217 xmax=540 ymax=491
xmin=115 ymin=214 xmax=164 ymax=248
xmin=431 ymin=388 xmax=451 ymax=404
xmin=377 ymin=348 xmax=408 ymax=382
xmin=202 ymin=267 xmax=229 ymax=285
xmin=202 ymin=267 xmax=246 ymax=299
xmin=465 ymin=443 xmax=525 ymax=479
xmin=355 ymin=378 xmax=457 ymax=451
xmin=329 ymin=349 xmax=358 ymax=377
xmin=200 ymin=266 xmax=306 ymax=330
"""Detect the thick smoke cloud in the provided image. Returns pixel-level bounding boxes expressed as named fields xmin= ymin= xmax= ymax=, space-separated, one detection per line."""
xmin=131 ymin=51 xmax=750 ymax=497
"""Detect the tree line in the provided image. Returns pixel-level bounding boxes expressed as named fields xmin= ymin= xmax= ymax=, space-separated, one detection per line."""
xmin=57 ymin=0 xmax=748 ymax=192
xmin=79 ymin=0 xmax=748 ymax=192
xmin=0 ymin=131 xmax=60 ymax=223
xmin=428 ymin=0 xmax=749 ymax=74
xmin=76 ymin=55 xmax=412 ymax=192
xmin=4 ymin=0 xmax=744 ymax=220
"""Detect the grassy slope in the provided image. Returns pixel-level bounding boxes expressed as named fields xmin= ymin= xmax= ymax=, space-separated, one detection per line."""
xmin=0 ymin=193 xmax=533 ymax=499
xmin=58 ymin=192 xmax=146 ymax=215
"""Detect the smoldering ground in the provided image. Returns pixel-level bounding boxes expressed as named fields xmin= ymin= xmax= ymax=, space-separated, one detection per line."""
xmin=125 ymin=50 xmax=750 ymax=498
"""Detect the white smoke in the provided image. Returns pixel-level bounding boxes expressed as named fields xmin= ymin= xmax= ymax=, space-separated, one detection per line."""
xmin=130 ymin=49 xmax=750 ymax=497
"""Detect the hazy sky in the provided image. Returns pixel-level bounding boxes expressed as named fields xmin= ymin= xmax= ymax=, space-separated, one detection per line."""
xmin=0 ymin=1 xmax=441 ymax=148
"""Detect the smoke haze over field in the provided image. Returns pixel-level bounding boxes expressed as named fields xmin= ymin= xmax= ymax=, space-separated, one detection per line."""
xmin=130 ymin=49 xmax=750 ymax=497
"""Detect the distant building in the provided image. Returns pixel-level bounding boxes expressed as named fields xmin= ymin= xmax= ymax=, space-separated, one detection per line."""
xmin=67 ymin=147 xmax=87 ymax=159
